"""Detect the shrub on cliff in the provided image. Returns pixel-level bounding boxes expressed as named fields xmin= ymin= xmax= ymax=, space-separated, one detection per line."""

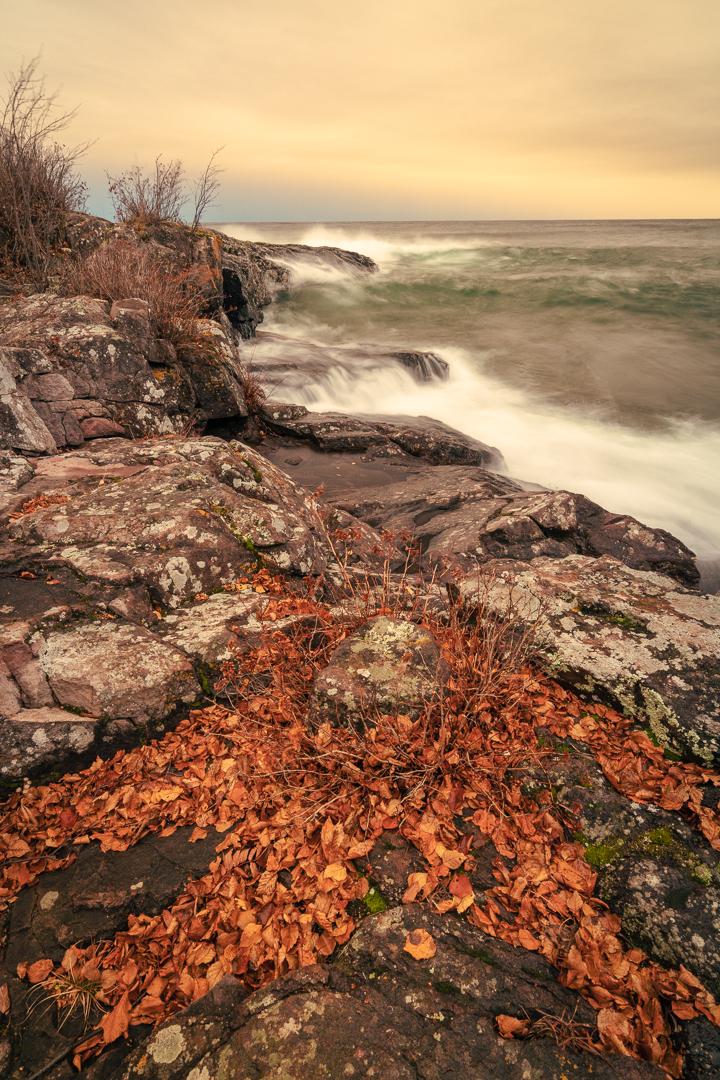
xmin=59 ymin=238 xmax=215 ymax=357
xmin=0 ymin=58 xmax=88 ymax=288
xmin=107 ymin=149 xmax=223 ymax=229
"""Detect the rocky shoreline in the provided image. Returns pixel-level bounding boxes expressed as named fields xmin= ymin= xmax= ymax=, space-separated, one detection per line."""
xmin=1 ymin=215 xmax=719 ymax=1078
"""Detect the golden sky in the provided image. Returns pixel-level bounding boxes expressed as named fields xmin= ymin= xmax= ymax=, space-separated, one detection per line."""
xmin=3 ymin=0 xmax=719 ymax=219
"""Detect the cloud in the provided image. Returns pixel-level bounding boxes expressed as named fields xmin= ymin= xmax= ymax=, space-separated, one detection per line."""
xmin=2 ymin=0 xmax=718 ymax=218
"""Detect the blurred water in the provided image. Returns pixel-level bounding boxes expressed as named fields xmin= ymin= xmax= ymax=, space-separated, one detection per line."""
xmin=222 ymin=220 xmax=720 ymax=580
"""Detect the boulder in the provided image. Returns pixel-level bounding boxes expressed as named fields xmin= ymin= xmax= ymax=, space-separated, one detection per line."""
xmin=338 ymin=467 xmax=699 ymax=586
xmin=461 ymin=555 xmax=720 ymax=764
xmin=0 ymin=291 xmax=248 ymax=454
xmin=86 ymin=906 xmax=659 ymax=1080
xmin=310 ymin=616 xmax=447 ymax=728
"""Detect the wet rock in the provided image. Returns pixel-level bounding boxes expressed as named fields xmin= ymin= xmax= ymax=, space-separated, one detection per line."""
xmin=310 ymin=616 xmax=447 ymax=728
xmin=461 ymin=555 xmax=720 ymax=764
xmin=91 ymin=906 xmax=659 ymax=1079
xmin=393 ymin=349 xmax=449 ymax=382
xmin=1 ymin=826 xmax=224 ymax=1078
xmin=339 ymin=468 xmax=699 ymax=586
xmin=0 ymin=707 xmax=97 ymax=784
xmin=260 ymin=402 xmax=503 ymax=467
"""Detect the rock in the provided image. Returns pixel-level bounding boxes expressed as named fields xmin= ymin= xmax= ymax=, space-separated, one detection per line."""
xmin=337 ymin=467 xmax=699 ymax=586
xmin=0 ymin=436 xmax=336 ymax=780
xmin=310 ymin=616 xmax=447 ymax=728
xmin=393 ymin=349 xmax=449 ymax=382
xmin=524 ymin=746 xmax=720 ymax=997
xmin=6 ymin=437 xmax=332 ymax=606
xmin=260 ymin=402 xmax=504 ymax=468
xmin=461 ymin=555 xmax=720 ymax=764
xmin=89 ymin=906 xmax=659 ymax=1079
xmin=37 ymin=621 xmax=197 ymax=722
xmin=2 ymin=825 xmax=224 ymax=1078
xmin=0 ymin=290 xmax=248 ymax=454
xmin=0 ymin=707 xmax=97 ymax=783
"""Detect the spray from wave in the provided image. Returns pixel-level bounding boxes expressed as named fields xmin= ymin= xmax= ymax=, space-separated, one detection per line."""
xmin=222 ymin=220 xmax=720 ymax=586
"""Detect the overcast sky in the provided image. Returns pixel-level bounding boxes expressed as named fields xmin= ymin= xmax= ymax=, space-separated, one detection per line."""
xmin=3 ymin=0 xmax=719 ymax=220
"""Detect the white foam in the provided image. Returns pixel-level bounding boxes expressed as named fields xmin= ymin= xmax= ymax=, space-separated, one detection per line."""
xmin=293 ymin=345 xmax=720 ymax=565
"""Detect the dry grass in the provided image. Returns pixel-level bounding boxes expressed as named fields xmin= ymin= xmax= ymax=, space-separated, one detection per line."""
xmin=58 ymin=239 xmax=219 ymax=358
xmin=108 ymin=150 xmax=224 ymax=231
xmin=0 ymin=57 xmax=88 ymax=288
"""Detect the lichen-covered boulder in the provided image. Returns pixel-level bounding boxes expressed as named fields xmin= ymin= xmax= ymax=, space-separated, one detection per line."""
xmin=310 ymin=616 xmax=447 ymax=728
xmin=461 ymin=555 xmax=720 ymax=764
xmin=7 ymin=437 xmax=332 ymax=607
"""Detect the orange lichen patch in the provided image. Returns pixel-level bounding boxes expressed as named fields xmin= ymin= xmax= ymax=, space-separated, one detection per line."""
xmin=1 ymin=579 xmax=718 ymax=1074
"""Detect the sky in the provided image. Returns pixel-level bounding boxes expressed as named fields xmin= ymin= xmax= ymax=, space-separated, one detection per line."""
xmin=2 ymin=0 xmax=719 ymax=221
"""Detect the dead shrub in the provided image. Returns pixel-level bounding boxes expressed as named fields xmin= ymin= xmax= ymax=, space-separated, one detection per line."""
xmin=59 ymin=239 xmax=218 ymax=357
xmin=0 ymin=57 xmax=89 ymax=288
xmin=108 ymin=150 xmax=224 ymax=230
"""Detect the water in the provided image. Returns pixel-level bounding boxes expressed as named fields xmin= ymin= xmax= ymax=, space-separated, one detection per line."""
xmin=220 ymin=220 xmax=720 ymax=584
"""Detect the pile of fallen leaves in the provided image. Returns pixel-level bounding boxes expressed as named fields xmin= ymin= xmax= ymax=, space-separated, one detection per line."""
xmin=0 ymin=574 xmax=719 ymax=1074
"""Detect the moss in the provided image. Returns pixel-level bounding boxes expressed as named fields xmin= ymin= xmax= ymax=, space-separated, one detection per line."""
xmin=456 ymin=942 xmax=498 ymax=967
xmin=578 ymin=824 xmax=715 ymax=885
xmin=363 ymin=885 xmax=388 ymax=915
xmin=242 ymin=456 xmax=263 ymax=484
xmin=577 ymin=600 xmax=649 ymax=634
xmin=433 ymin=980 xmax=464 ymax=997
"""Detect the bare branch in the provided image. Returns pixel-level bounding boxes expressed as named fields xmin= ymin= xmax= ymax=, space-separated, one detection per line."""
xmin=191 ymin=146 xmax=224 ymax=230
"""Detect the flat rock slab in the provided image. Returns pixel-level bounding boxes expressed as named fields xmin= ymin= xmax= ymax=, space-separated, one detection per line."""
xmin=0 ymin=707 xmax=97 ymax=784
xmin=311 ymin=616 xmax=447 ymax=728
xmin=88 ymin=906 xmax=659 ymax=1080
xmin=461 ymin=555 xmax=720 ymax=765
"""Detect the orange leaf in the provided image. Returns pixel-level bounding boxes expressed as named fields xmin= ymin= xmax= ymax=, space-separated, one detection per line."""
xmin=25 ymin=959 xmax=53 ymax=984
xmin=0 ymin=983 xmax=9 ymax=1014
xmin=100 ymin=991 xmax=130 ymax=1045
xmin=323 ymin=862 xmax=347 ymax=882
xmin=404 ymin=929 xmax=437 ymax=960
xmin=517 ymin=928 xmax=541 ymax=951
xmin=496 ymin=1014 xmax=531 ymax=1039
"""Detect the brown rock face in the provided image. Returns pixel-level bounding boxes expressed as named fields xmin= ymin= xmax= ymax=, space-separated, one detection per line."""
xmin=310 ymin=616 xmax=447 ymax=729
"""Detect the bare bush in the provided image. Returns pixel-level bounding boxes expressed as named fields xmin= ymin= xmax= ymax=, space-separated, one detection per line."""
xmin=107 ymin=156 xmax=185 ymax=226
xmin=59 ymin=239 xmax=215 ymax=355
xmin=0 ymin=57 xmax=88 ymax=287
xmin=191 ymin=147 xmax=224 ymax=229
xmin=108 ymin=149 xmax=224 ymax=229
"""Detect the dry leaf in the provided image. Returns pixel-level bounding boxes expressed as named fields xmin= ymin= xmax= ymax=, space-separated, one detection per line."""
xmin=496 ymin=1014 xmax=531 ymax=1039
xmin=404 ymin=929 xmax=437 ymax=960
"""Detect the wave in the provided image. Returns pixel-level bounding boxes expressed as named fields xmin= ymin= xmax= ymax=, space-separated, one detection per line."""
xmin=290 ymin=344 xmax=720 ymax=577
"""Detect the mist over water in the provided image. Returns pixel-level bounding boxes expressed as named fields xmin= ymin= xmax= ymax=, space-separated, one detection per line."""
xmin=222 ymin=220 xmax=720 ymax=581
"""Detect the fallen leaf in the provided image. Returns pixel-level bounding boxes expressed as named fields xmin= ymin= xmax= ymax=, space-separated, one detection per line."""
xmin=404 ymin=929 xmax=437 ymax=960
xmin=496 ymin=1014 xmax=531 ymax=1038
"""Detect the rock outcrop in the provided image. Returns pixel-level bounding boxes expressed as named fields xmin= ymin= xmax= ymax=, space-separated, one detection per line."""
xmin=85 ymin=907 xmax=659 ymax=1080
xmin=460 ymin=555 xmax=720 ymax=764
xmin=0 ymin=294 xmax=246 ymax=453
xmin=0 ymin=436 xmax=335 ymax=781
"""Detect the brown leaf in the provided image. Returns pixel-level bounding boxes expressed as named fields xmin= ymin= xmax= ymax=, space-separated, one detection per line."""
xmin=404 ymin=929 xmax=437 ymax=960
xmin=25 ymin=958 xmax=53 ymax=984
xmin=100 ymin=991 xmax=130 ymax=1045
xmin=496 ymin=1014 xmax=531 ymax=1039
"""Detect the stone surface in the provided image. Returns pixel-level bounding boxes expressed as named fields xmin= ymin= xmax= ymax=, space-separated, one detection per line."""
xmin=260 ymin=402 xmax=503 ymax=468
xmin=338 ymin=467 xmax=699 ymax=587
xmin=524 ymin=744 xmax=720 ymax=997
xmin=2 ymin=826 xmax=224 ymax=1078
xmin=310 ymin=616 xmax=447 ymax=728
xmin=85 ymin=906 xmax=659 ymax=1080
xmin=461 ymin=555 xmax=720 ymax=764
